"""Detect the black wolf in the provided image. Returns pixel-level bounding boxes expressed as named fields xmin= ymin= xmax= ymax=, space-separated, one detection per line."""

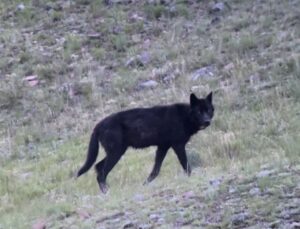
xmin=77 ymin=92 xmax=214 ymax=193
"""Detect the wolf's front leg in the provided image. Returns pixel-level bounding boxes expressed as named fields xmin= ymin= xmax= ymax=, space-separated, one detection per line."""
xmin=144 ymin=146 xmax=169 ymax=185
xmin=172 ymin=144 xmax=191 ymax=176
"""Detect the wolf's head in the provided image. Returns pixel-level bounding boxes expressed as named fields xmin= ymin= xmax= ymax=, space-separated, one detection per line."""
xmin=190 ymin=92 xmax=214 ymax=130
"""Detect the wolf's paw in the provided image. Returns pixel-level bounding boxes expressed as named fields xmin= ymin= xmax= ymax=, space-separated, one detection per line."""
xmin=99 ymin=182 xmax=109 ymax=194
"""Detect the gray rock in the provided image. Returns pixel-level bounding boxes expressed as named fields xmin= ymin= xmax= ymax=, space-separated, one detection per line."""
xmin=182 ymin=191 xmax=195 ymax=199
xmin=139 ymin=223 xmax=153 ymax=229
xmin=209 ymin=178 xmax=223 ymax=188
xmin=138 ymin=52 xmax=151 ymax=66
xmin=231 ymin=212 xmax=249 ymax=225
xmin=32 ymin=219 xmax=46 ymax=229
xmin=149 ymin=213 xmax=160 ymax=221
xmin=223 ymin=62 xmax=234 ymax=71
xmin=129 ymin=13 xmax=144 ymax=22
xmin=104 ymin=0 xmax=134 ymax=5
xmin=268 ymin=220 xmax=281 ymax=228
xmin=162 ymin=74 xmax=176 ymax=83
xmin=17 ymin=3 xmax=25 ymax=11
xmin=256 ymin=169 xmax=275 ymax=178
xmin=23 ymin=75 xmax=39 ymax=87
xmin=125 ymin=52 xmax=151 ymax=67
xmin=209 ymin=2 xmax=230 ymax=14
xmin=249 ymin=187 xmax=261 ymax=196
xmin=147 ymin=0 xmax=170 ymax=4
xmin=229 ymin=186 xmax=237 ymax=194
xmin=281 ymin=208 xmax=300 ymax=219
xmin=123 ymin=221 xmax=135 ymax=229
xmin=138 ymin=80 xmax=158 ymax=89
xmin=290 ymin=222 xmax=300 ymax=229
xmin=211 ymin=2 xmax=225 ymax=12
xmin=277 ymin=172 xmax=291 ymax=177
xmin=133 ymin=193 xmax=145 ymax=202
xmin=190 ymin=66 xmax=215 ymax=81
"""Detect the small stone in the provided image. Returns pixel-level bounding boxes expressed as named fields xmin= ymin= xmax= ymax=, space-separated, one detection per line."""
xmin=125 ymin=57 xmax=136 ymax=67
xmin=23 ymin=75 xmax=39 ymax=87
xmin=77 ymin=209 xmax=91 ymax=220
xmin=277 ymin=172 xmax=291 ymax=177
xmin=224 ymin=62 xmax=234 ymax=71
xmin=139 ymin=223 xmax=153 ymax=229
xmin=162 ymin=74 xmax=176 ymax=83
xmin=256 ymin=169 xmax=275 ymax=178
xmin=213 ymin=2 xmax=225 ymax=10
xmin=157 ymin=217 xmax=165 ymax=225
xmin=190 ymin=66 xmax=214 ymax=81
xmin=125 ymin=52 xmax=151 ymax=67
xmin=149 ymin=213 xmax=160 ymax=221
xmin=231 ymin=213 xmax=249 ymax=225
xmin=123 ymin=221 xmax=135 ymax=229
xmin=133 ymin=193 xmax=145 ymax=202
xmin=290 ymin=222 xmax=300 ymax=229
xmin=32 ymin=219 xmax=46 ymax=229
xmin=87 ymin=33 xmax=101 ymax=39
xmin=182 ymin=191 xmax=195 ymax=199
xmin=129 ymin=13 xmax=144 ymax=22
xmin=104 ymin=0 xmax=134 ymax=5
xmin=28 ymin=80 xmax=39 ymax=87
xmin=132 ymin=34 xmax=141 ymax=43
xmin=209 ymin=2 xmax=228 ymax=14
xmin=229 ymin=186 xmax=237 ymax=194
xmin=268 ymin=220 xmax=281 ymax=228
xmin=138 ymin=52 xmax=151 ymax=66
xmin=17 ymin=3 xmax=25 ymax=11
xmin=279 ymin=210 xmax=291 ymax=219
xmin=209 ymin=178 xmax=223 ymax=188
xmin=138 ymin=80 xmax=158 ymax=89
xmin=249 ymin=187 xmax=261 ymax=196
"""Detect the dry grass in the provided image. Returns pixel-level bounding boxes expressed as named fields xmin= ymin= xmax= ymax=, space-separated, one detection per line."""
xmin=0 ymin=0 xmax=299 ymax=228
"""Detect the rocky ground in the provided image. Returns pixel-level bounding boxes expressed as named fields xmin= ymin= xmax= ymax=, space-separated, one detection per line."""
xmin=0 ymin=1 xmax=299 ymax=228
xmin=32 ymin=165 xmax=300 ymax=229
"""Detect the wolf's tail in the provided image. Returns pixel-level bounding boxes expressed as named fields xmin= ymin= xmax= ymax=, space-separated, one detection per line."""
xmin=77 ymin=130 xmax=99 ymax=177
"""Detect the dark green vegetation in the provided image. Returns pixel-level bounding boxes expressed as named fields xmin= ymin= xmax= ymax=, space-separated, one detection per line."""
xmin=0 ymin=0 xmax=299 ymax=228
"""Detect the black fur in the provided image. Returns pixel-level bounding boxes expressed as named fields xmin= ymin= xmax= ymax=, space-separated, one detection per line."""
xmin=77 ymin=92 xmax=214 ymax=193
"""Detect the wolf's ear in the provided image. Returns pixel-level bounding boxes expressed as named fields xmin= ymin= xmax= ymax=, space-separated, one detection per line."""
xmin=190 ymin=93 xmax=198 ymax=107
xmin=206 ymin=91 xmax=213 ymax=103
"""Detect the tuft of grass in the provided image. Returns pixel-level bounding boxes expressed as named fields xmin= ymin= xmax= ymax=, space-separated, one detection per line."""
xmin=111 ymin=33 xmax=129 ymax=52
xmin=35 ymin=64 xmax=56 ymax=82
xmin=15 ymin=7 xmax=37 ymax=27
xmin=144 ymin=4 xmax=167 ymax=20
xmin=228 ymin=33 xmax=258 ymax=55
xmin=50 ymin=10 xmax=63 ymax=22
xmin=0 ymin=0 xmax=300 ymax=227
xmin=63 ymin=34 xmax=83 ymax=62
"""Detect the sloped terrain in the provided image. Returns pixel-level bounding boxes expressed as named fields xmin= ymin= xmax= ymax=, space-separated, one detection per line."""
xmin=0 ymin=0 xmax=299 ymax=228
xmin=42 ymin=165 xmax=300 ymax=229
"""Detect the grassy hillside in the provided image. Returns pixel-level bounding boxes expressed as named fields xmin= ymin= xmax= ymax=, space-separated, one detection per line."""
xmin=0 ymin=0 xmax=299 ymax=228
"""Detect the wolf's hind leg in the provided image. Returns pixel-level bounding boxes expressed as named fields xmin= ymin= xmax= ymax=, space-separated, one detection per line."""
xmin=95 ymin=158 xmax=106 ymax=173
xmin=95 ymin=158 xmax=107 ymax=192
xmin=97 ymin=144 xmax=126 ymax=194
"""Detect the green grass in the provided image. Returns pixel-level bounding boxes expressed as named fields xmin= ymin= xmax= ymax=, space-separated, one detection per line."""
xmin=0 ymin=0 xmax=300 ymax=228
